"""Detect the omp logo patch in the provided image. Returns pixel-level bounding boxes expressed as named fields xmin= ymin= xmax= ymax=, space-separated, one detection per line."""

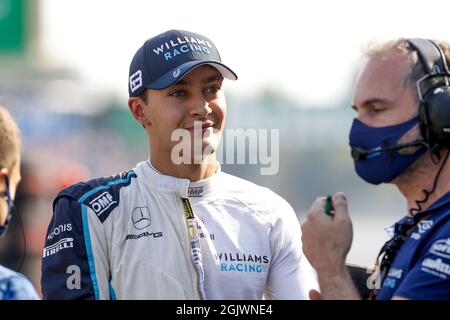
xmin=79 ymin=170 xmax=137 ymax=224
xmin=187 ymin=186 xmax=204 ymax=197
xmin=88 ymin=191 xmax=117 ymax=217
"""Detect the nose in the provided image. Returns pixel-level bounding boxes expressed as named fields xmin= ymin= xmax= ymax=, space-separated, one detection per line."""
xmin=188 ymin=93 xmax=212 ymax=118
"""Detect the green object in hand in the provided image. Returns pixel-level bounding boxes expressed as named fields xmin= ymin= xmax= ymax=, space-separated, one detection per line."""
xmin=325 ymin=195 xmax=333 ymax=216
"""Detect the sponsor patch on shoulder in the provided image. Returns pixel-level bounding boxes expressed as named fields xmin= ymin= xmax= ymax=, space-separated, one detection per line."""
xmin=83 ymin=191 xmax=118 ymax=220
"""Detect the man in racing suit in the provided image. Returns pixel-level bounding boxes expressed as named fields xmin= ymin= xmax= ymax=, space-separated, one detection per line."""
xmin=41 ymin=29 xmax=318 ymax=299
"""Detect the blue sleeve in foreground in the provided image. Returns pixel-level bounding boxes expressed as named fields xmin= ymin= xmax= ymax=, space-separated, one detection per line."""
xmin=41 ymin=195 xmax=96 ymax=300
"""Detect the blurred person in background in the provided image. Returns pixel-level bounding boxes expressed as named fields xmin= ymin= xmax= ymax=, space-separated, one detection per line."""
xmin=302 ymin=38 xmax=450 ymax=300
xmin=41 ymin=29 xmax=318 ymax=299
xmin=0 ymin=106 xmax=39 ymax=300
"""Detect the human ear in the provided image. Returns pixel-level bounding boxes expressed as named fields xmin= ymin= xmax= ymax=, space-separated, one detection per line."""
xmin=128 ymin=98 xmax=151 ymax=128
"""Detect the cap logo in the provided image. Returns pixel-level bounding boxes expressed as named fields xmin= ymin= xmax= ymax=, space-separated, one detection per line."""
xmin=173 ymin=69 xmax=181 ymax=78
xmin=152 ymin=35 xmax=214 ymax=62
xmin=129 ymin=31 xmax=235 ymax=93
xmin=130 ymin=70 xmax=143 ymax=93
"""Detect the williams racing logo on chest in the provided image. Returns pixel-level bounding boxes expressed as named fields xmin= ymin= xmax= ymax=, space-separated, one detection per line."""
xmin=214 ymin=252 xmax=270 ymax=274
xmin=125 ymin=206 xmax=163 ymax=241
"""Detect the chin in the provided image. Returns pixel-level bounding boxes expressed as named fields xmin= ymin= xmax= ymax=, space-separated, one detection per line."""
xmin=203 ymin=136 xmax=221 ymax=153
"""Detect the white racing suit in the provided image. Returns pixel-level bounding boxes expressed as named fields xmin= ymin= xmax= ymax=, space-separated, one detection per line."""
xmin=41 ymin=161 xmax=317 ymax=299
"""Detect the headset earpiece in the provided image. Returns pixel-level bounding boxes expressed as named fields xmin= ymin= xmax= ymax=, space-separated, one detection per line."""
xmin=408 ymin=38 xmax=450 ymax=150
xmin=422 ymin=86 xmax=450 ymax=149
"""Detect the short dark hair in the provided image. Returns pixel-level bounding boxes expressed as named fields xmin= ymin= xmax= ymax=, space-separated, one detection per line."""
xmin=138 ymin=89 xmax=149 ymax=104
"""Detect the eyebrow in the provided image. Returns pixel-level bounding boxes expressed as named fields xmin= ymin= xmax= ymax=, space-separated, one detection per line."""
xmin=351 ymin=98 xmax=390 ymax=110
xmin=173 ymin=74 xmax=223 ymax=86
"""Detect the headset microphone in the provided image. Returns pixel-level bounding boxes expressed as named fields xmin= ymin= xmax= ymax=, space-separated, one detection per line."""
xmin=351 ymin=140 xmax=428 ymax=161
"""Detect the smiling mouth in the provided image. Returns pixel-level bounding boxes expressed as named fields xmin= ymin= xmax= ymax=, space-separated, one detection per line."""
xmin=185 ymin=122 xmax=214 ymax=132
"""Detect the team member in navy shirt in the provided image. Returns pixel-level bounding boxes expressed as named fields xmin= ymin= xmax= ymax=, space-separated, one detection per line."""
xmin=301 ymin=38 xmax=450 ymax=299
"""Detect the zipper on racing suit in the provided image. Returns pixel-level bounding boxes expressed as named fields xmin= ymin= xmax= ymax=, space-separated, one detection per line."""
xmin=180 ymin=198 xmax=206 ymax=300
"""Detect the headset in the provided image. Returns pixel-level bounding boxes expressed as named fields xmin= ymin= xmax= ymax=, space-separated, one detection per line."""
xmin=351 ymin=38 xmax=450 ymax=161
xmin=408 ymin=38 xmax=450 ymax=150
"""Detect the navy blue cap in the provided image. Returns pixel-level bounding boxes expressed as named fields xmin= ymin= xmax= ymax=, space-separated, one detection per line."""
xmin=128 ymin=29 xmax=238 ymax=97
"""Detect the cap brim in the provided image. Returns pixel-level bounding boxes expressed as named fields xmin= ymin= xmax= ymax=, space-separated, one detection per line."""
xmin=147 ymin=61 xmax=238 ymax=90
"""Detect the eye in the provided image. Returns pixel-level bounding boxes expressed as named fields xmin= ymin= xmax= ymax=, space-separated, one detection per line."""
xmin=206 ymin=87 xmax=217 ymax=94
xmin=371 ymin=107 xmax=385 ymax=113
xmin=205 ymin=84 xmax=221 ymax=95
xmin=368 ymin=103 xmax=386 ymax=114
xmin=169 ymin=90 xmax=186 ymax=97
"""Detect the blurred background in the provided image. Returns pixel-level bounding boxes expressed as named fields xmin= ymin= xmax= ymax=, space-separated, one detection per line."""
xmin=1 ymin=0 xmax=449 ymax=297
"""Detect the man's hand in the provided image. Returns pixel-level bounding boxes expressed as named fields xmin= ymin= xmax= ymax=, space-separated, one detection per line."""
xmin=301 ymin=192 xmax=353 ymax=273
xmin=309 ymin=289 xmax=322 ymax=300
xmin=301 ymin=192 xmax=360 ymax=299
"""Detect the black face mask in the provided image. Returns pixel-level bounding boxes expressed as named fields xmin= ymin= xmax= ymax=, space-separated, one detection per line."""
xmin=0 ymin=175 xmax=14 ymax=237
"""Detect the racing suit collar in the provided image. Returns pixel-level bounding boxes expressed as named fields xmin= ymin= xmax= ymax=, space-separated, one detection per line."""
xmin=187 ymin=167 xmax=223 ymax=202
xmin=139 ymin=160 xmax=223 ymax=200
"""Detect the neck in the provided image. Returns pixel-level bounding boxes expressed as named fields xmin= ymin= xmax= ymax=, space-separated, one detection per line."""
xmin=394 ymin=149 xmax=450 ymax=217
xmin=149 ymin=152 xmax=219 ymax=182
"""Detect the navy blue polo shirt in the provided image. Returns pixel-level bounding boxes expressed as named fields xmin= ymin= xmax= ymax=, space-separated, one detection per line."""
xmin=377 ymin=191 xmax=450 ymax=299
